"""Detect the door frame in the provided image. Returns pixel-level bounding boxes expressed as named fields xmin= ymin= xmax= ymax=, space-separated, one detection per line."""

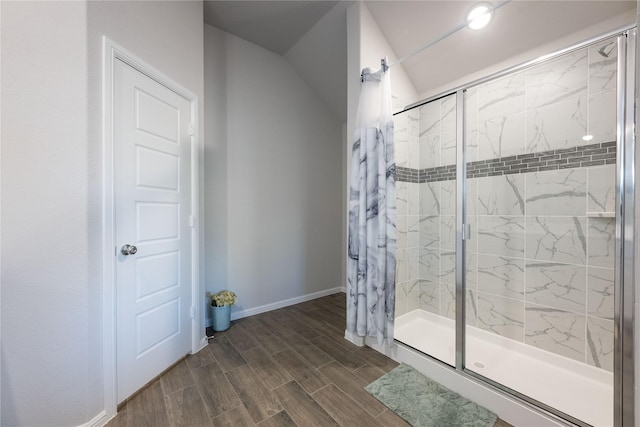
xmin=101 ymin=37 xmax=203 ymax=418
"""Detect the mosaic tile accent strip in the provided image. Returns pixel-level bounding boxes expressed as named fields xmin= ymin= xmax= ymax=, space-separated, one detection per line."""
xmin=396 ymin=166 xmax=420 ymax=183
xmin=396 ymin=141 xmax=616 ymax=183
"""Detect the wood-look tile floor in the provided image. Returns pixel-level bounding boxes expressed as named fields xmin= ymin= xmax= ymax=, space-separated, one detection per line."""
xmin=106 ymin=293 xmax=512 ymax=427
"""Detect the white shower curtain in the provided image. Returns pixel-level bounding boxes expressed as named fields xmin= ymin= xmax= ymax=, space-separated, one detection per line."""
xmin=346 ymin=62 xmax=396 ymax=346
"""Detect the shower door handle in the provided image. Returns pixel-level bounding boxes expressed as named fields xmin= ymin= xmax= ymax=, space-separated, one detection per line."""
xmin=466 ymin=224 xmax=472 ymax=240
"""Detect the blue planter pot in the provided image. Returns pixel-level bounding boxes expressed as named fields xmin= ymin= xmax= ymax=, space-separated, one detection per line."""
xmin=211 ymin=305 xmax=231 ymax=331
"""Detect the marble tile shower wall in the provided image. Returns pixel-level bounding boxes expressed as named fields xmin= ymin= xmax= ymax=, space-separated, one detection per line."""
xmin=395 ymin=38 xmax=618 ymax=372
xmin=395 ymin=103 xmax=421 ymax=318
xmin=465 ymin=167 xmax=615 ymax=372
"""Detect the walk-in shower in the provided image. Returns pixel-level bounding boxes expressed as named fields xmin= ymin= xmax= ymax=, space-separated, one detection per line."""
xmin=393 ymin=29 xmax=635 ymax=427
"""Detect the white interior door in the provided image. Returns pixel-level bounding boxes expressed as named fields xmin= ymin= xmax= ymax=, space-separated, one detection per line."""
xmin=114 ymin=58 xmax=192 ymax=403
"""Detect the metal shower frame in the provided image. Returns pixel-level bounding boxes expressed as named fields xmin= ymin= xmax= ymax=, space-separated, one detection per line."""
xmin=394 ymin=25 xmax=637 ymax=427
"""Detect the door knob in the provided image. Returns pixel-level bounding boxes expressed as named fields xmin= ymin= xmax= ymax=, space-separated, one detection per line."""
xmin=121 ymin=244 xmax=138 ymax=256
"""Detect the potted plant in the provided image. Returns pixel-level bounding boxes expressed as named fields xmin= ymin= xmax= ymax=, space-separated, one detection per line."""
xmin=210 ymin=290 xmax=237 ymax=332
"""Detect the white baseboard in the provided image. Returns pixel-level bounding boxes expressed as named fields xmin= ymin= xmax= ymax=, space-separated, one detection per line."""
xmin=78 ymin=410 xmax=108 ymax=427
xmin=197 ymin=336 xmax=209 ymax=350
xmin=230 ymin=286 xmax=344 ymax=320
xmin=205 ymin=287 xmax=344 ymax=326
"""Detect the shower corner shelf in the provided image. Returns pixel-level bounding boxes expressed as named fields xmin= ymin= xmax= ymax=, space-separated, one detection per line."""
xmin=586 ymin=212 xmax=615 ymax=218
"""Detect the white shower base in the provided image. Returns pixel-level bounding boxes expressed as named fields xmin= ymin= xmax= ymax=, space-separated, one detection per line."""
xmin=395 ymin=309 xmax=613 ymax=427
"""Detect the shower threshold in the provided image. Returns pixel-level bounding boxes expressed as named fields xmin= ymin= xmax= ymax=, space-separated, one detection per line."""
xmin=395 ymin=309 xmax=613 ymax=427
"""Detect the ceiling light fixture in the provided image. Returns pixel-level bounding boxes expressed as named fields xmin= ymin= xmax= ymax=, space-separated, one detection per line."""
xmin=467 ymin=3 xmax=494 ymax=30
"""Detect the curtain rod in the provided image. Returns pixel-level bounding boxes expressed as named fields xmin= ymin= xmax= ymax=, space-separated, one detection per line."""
xmin=365 ymin=0 xmax=511 ymax=76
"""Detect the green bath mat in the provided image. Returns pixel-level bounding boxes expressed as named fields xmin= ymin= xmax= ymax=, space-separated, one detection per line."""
xmin=365 ymin=363 xmax=498 ymax=427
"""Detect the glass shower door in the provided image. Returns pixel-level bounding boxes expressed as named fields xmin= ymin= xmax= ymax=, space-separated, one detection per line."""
xmin=394 ymin=93 xmax=458 ymax=366
xmin=463 ymin=36 xmax=618 ymax=427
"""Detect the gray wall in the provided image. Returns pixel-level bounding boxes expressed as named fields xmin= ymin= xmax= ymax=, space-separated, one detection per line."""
xmin=204 ymin=24 xmax=343 ymax=322
xmin=2 ymin=3 xmax=92 ymax=424
xmin=1 ymin=1 xmax=204 ymax=425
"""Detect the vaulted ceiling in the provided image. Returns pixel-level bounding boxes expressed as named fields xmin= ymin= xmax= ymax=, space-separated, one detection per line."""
xmin=203 ymin=1 xmax=339 ymax=54
xmin=204 ymin=1 xmax=637 ymax=119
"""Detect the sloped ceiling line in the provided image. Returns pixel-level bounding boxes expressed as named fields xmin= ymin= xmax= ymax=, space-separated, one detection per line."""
xmin=203 ymin=1 xmax=636 ymax=121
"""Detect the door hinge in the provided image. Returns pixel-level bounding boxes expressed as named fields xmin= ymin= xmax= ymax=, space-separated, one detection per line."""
xmin=190 ymin=306 xmax=196 ymax=319
xmin=188 ymin=123 xmax=194 ymax=136
xmin=189 ymin=215 xmax=196 ymax=228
